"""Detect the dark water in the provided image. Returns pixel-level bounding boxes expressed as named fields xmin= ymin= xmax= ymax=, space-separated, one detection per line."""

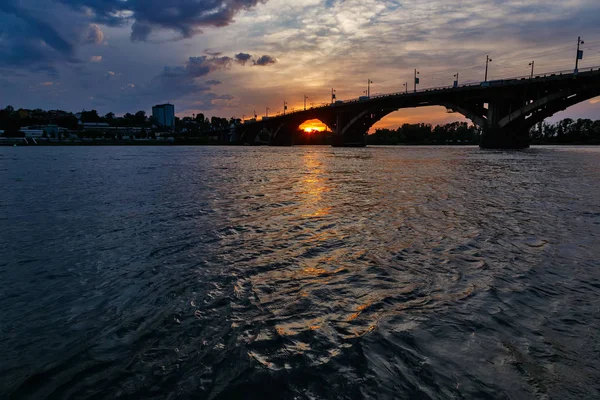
xmin=1 ymin=146 xmax=600 ymax=399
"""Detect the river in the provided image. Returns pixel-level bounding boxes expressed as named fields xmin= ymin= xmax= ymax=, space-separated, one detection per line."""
xmin=1 ymin=145 xmax=599 ymax=399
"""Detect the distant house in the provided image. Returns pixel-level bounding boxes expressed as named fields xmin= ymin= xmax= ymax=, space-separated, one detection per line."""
xmin=80 ymin=122 xmax=111 ymax=130
xmin=43 ymin=125 xmax=59 ymax=136
xmin=17 ymin=125 xmax=61 ymax=138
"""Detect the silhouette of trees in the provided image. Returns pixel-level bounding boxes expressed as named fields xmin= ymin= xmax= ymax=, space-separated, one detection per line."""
xmin=530 ymin=118 xmax=600 ymax=144
xmin=80 ymin=110 xmax=100 ymax=123
xmin=134 ymin=110 xmax=147 ymax=125
xmin=369 ymin=122 xmax=481 ymax=145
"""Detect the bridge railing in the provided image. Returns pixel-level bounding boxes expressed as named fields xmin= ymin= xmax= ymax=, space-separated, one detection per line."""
xmin=241 ymin=65 xmax=600 ymax=124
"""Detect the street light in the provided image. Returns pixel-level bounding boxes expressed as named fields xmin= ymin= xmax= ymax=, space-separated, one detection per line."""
xmin=331 ymin=88 xmax=336 ymax=104
xmin=266 ymin=107 xmax=270 ymax=118
xmin=414 ymin=69 xmax=420 ymax=93
xmin=529 ymin=61 xmax=535 ymax=79
xmin=367 ymin=79 xmax=373 ymax=97
xmin=575 ymin=36 xmax=584 ymax=74
xmin=304 ymin=95 xmax=309 ymax=111
xmin=485 ymin=55 xmax=492 ymax=82
xmin=403 ymin=82 xmax=408 ymax=94
xmin=454 ymin=73 xmax=459 ymax=88
xmin=283 ymin=101 xmax=288 ymax=115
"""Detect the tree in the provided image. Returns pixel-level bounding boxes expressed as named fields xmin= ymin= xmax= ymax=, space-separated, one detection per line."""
xmin=80 ymin=110 xmax=100 ymax=123
xmin=135 ymin=110 xmax=147 ymax=125
xmin=105 ymin=112 xmax=115 ymax=121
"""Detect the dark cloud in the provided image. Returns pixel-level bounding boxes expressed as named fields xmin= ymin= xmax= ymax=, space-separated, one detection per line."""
xmin=0 ymin=0 xmax=77 ymax=72
xmin=205 ymin=80 xmax=223 ymax=85
xmin=161 ymin=56 xmax=232 ymax=80
xmin=149 ymin=56 xmax=232 ymax=104
xmin=131 ymin=21 xmax=153 ymax=42
xmin=205 ymin=50 xmax=223 ymax=57
xmin=235 ymin=52 xmax=253 ymax=65
xmin=254 ymin=55 xmax=277 ymax=66
xmin=58 ymin=0 xmax=268 ymax=41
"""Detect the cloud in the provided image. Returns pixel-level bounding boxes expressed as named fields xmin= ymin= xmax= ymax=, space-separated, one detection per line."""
xmin=161 ymin=56 xmax=232 ymax=80
xmin=205 ymin=80 xmax=223 ymax=85
xmin=254 ymin=55 xmax=277 ymax=66
xmin=57 ymin=0 xmax=269 ymax=41
xmin=83 ymin=24 xmax=104 ymax=45
xmin=90 ymin=55 xmax=103 ymax=63
xmin=235 ymin=52 xmax=253 ymax=65
xmin=205 ymin=50 xmax=223 ymax=57
xmin=0 ymin=0 xmax=77 ymax=71
xmin=148 ymin=56 xmax=233 ymax=103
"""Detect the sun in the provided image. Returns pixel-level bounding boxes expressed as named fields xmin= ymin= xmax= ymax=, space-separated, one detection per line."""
xmin=300 ymin=119 xmax=329 ymax=133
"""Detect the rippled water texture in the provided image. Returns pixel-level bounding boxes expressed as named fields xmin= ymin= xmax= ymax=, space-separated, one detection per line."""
xmin=1 ymin=146 xmax=600 ymax=399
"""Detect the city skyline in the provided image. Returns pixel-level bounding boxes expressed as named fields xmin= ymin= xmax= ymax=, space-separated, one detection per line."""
xmin=2 ymin=0 xmax=600 ymax=133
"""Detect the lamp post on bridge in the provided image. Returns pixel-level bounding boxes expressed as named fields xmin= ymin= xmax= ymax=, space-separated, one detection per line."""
xmin=283 ymin=101 xmax=288 ymax=115
xmin=454 ymin=73 xmax=459 ymax=88
xmin=331 ymin=88 xmax=336 ymax=104
xmin=414 ymin=69 xmax=420 ymax=93
xmin=367 ymin=79 xmax=373 ymax=97
xmin=304 ymin=95 xmax=308 ymax=111
xmin=529 ymin=61 xmax=535 ymax=79
xmin=485 ymin=55 xmax=492 ymax=82
xmin=575 ymin=36 xmax=584 ymax=74
xmin=403 ymin=82 xmax=407 ymax=94
xmin=266 ymin=107 xmax=270 ymax=118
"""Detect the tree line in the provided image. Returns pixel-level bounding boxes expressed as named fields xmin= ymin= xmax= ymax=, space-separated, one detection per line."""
xmin=369 ymin=121 xmax=481 ymax=145
xmin=530 ymin=119 xmax=600 ymax=144
xmin=0 ymin=106 xmax=234 ymax=136
xmin=369 ymin=118 xmax=600 ymax=145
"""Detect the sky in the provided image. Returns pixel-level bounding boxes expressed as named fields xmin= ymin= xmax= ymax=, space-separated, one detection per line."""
xmin=1 ymin=0 xmax=600 ymax=131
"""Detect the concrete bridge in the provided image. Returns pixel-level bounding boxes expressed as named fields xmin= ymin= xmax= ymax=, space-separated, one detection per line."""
xmin=235 ymin=67 xmax=600 ymax=149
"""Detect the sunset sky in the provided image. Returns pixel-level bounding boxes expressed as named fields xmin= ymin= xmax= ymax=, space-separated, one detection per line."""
xmin=1 ymin=0 xmax=600 ymax=131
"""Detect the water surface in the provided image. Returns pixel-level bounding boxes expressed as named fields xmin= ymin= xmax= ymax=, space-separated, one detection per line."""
xmin=1 ymin=146 xmax=600 ymax=399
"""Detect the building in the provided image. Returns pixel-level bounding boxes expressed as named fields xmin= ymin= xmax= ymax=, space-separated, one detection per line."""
xmin=152 ymin=104 xmax=175 ymax=128
xmin=79 ymin=122 xmax=111 ymax=130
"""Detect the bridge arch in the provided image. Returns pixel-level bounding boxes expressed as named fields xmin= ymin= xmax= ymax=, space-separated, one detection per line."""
xmin=368 ymin=106 xmax=469 ymax=133
xmin=338 ymin=105 xmax=474 ymax=141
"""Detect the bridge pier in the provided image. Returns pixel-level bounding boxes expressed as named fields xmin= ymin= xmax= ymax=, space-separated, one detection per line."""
xmin=269 ymin=130 xmax=294 ymax=146
xmin=331 ymin=133 xmax=367 ymax=147
xmin=480 ymin=127 xmax=530 ymax=149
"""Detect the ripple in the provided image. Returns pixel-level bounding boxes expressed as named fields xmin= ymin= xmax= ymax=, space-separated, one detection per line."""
xmin=1 ymin=146 xmax=600 ymax=399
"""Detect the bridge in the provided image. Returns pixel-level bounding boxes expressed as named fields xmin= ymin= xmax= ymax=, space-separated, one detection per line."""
xmin=235 ymin=67 xmax=600 ymax=149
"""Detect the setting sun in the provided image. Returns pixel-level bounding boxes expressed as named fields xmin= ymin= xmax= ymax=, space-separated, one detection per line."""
xmin=299 ymin=119 xmax=330 ymax=133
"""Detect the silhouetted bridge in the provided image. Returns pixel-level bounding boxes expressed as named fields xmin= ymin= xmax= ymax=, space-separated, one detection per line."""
xmin=236 ymin=67 xmax=600 ymax=149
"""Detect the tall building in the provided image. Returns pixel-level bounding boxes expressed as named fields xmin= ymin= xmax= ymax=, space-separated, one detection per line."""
xmin=152 ymin=104 xmax=175 ymax=128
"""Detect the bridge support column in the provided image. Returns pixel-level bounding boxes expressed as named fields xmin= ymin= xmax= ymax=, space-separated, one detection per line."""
xmin=331 ymin=111 xmax=368 ymax=147
xmin=480 ymin=126 xmax=530 ymax=149
xmin=479 ymin=98 xmax=530 ymax=149
xmin=269 ymin=131 xmax=294 ymax=146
